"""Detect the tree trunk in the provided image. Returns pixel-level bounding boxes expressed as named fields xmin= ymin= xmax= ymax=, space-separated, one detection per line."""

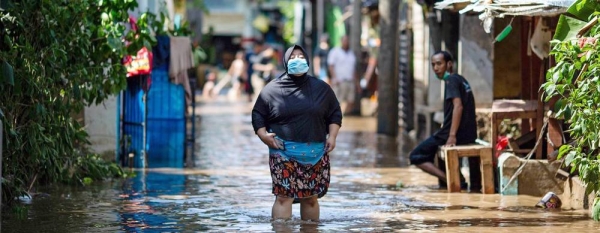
xmin=377 ymin=0 xmax=400 ymax=136
xmin=350 ymin=0 xmax=362 ymax=115
xmin=1 ymin=118 xmax=3 ymax=218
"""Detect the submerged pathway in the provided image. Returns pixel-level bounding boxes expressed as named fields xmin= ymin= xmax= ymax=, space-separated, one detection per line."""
xmin=2 ymin=97 xmax=598 ymax=232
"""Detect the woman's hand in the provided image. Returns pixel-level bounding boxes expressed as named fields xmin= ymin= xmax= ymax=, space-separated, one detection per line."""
xmin=325 ymin=136 xmax=336 ymax=153
xmin=326 ymin=124 xmax=341 ymax=153
xmin=257 ymin=128 xmax=279 ymax=149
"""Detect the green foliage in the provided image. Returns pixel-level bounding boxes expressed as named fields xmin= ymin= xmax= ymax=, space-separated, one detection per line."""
xmin=555 ymin=0 xmax=600 ymax=41
xmin=593 ymin=197 xmax=600 ymax=221
xmin=0 ymin=0 xmax=161 ymax=204
xmin=568 ymin=0 xmax=600 ymax=21
xmin=543 ymin=0 xmax=600 ymax=220
xmin=12 ymin=205 xmax=29 ymax=220
xmin=189 ymin=0 xmax=210 ymax=15
xmin=60 ymin=152 xmax=129 ymax=185
xmin=1 ymin=60 xmax=13 ymax=85
xmin=553 ymin=15 xmax=587 ymax=41
xmin=277 ymin=0 xmax=298 ymax=45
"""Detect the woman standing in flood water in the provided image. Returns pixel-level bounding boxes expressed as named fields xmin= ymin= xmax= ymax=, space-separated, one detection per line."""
xmin=251 ymin=44 xmax=342 ymax=221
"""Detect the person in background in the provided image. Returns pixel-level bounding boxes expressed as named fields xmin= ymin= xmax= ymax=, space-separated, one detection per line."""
xmin=251 ymin=46 xmax=275 ymax=102
xmin=313 ymin=35 xmax=330 ymax=85
xmin=408 ymin=51 xmax=481 ymax=192
xmin=327 ymin=36 xmax=358 ymax=115
xmin=211 ymin=50 xmax=246 ymax=100
xmin=252 ymin=44 xmax=342 ymax=221
xmin=201 ymin=69 xmax=218 ymax=100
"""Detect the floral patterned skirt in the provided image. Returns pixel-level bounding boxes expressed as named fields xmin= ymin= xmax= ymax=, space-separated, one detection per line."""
xmin=269 ymin=151 xmax=330 ymax=200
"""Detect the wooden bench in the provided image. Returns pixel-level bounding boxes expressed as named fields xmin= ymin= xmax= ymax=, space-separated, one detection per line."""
xmin=438 ymin=145 xmax=495 ymax=194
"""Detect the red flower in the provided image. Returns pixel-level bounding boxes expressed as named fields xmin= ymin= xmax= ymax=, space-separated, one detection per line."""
xmin=578 ymin=37 xmax=597 ymax=49
xmin=283 ymin=170 xmax=289 ymax=178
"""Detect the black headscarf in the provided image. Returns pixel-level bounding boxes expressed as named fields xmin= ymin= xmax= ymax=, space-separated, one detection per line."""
xmin=283 ymin=45 xmax=310 ymax=69
xmin=280 ymin=44 xmax=310 ymax=80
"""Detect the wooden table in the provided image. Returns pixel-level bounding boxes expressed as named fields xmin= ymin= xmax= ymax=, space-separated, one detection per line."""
xmin=490 ymin=99 xmax=540 ymax=159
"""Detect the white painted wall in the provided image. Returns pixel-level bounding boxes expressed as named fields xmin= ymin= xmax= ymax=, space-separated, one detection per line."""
xmin=412 ymin=1 xmax=428 ymax=107
xmin=85 ymin=95 xmax=118 ymax=156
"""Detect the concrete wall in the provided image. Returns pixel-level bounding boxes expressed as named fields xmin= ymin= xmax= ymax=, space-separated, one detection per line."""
xmin=561 ymin=176 xmax=597 ymax=213
xmin=426 ymin=10 xmax=443 ymax=109
xmin=458 ymin=15 xmax=494 ymax=107
xmin=84 ymin=96 xmax=118 ymax=159
xmin=517 ymin=159 xmax=564 ymax=197
xmin=412 ymin=2 xmax=429 ymax=108
xmin=499 ymin=155 xmax=598 ymax=217
xmin=498 ymin=154 xmax=565 ymax=197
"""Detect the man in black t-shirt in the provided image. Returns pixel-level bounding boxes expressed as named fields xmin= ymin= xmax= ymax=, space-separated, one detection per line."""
xmin=409 ymin=51 xmax=481 ymax=191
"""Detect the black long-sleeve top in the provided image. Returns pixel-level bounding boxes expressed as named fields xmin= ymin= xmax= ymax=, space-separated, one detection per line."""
xmin=252 ymin=45 xmax=342 ymax=142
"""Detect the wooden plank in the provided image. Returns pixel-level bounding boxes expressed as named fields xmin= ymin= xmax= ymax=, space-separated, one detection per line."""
xmin=440 ymin=146 xmax=492 ymax=158
xmin=535 ymin=61 xmax=545 ymax=159
xmin=521 ymin=17 xmax=532 ymax=100
xmin=480 ymin=148 xmax=495 ymax=194
xmin=492 ymin=113 xmax=499 ymax=159
xmin=491 ymin=99 xmax=538 ymax=112
xmin=439 ymin=145 xmax=492 ymax=151
xmin=493 ymin=111 xmax=538 ymax=119
xmin=453 ymin=148 xmax=483 ymax=155
xmin=445 ymin=150 xmax=461 ymax=192
xmin=547 ymin=116 xmax=563 ymax=155
xmin=456 ymin=152 xmax=485 ymax=157
xmin=440 ymin=146 xmax=494 ymax=158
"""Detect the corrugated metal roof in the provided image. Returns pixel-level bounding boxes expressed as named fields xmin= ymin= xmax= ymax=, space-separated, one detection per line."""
xmin=434 ymin=0 xmax=574 ymax=33
xmin=435 ymin=0 xmax=574 ymax=17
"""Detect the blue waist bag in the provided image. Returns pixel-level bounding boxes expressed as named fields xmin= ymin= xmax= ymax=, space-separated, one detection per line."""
xmin=269 ymin=137 xmax=326 ymax=165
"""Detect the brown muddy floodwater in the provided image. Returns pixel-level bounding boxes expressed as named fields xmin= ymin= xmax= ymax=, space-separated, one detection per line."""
xmin=2 ymin=98 xmax=599 ymax=232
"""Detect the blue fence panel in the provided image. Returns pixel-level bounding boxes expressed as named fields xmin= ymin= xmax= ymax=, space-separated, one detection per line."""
xmin=146 ymin=118 xmax=185 ymax=168
xmin=147 ymin=69 xmax=185 ymax=120
xmin=122 ymin=76 xmax=148 ymax=168
xmin=146 ymin=67 xmax=185 ymax=167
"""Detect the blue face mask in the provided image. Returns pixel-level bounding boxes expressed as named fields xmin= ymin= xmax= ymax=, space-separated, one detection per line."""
xmin=287 ymin=58 xmax=309 ymax=75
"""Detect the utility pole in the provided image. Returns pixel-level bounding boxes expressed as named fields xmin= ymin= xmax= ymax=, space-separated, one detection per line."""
xmin=377 ymin=0 xmax=400 ymax=136
xmin=350 ymin=0 xmax=362 ymax=115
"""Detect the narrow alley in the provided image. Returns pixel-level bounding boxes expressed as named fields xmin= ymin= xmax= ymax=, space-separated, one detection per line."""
xmin=2 ymin=97 xmax=597 ymax=232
